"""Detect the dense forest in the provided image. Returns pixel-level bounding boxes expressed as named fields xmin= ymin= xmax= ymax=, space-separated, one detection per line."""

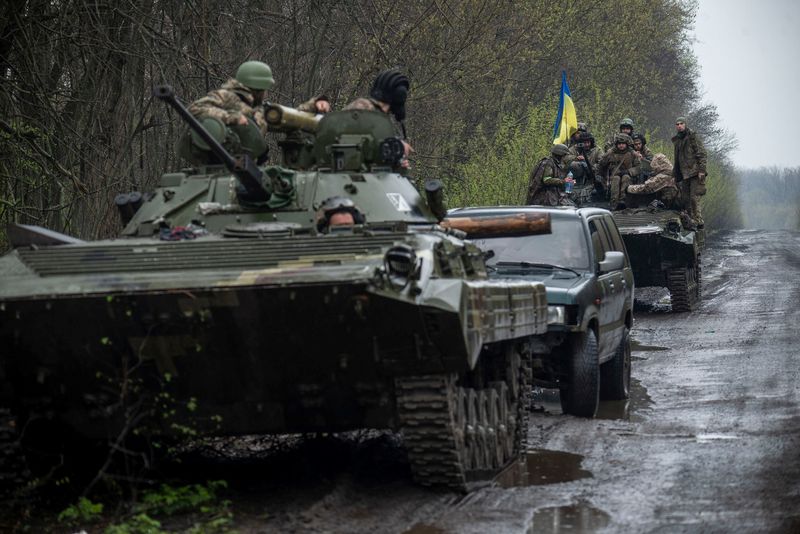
xmin=0 ymin=0 xmax=741 ymax=248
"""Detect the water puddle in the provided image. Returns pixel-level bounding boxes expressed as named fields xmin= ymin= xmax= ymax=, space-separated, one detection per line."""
xmin=595 ymin=378 xmax=654 ymax=422
xmin=631 ymin=339 xmax=670 ymax=352
xmin=402 ymin=524 xmax=446 ymax=534
xmin=532 ymin=378 xmax=653 ymax=421
xmin=495 ymin=449 xmax=591 ymax=488
xmin=695 ymin=433 xmax=740 ymax=443
xmin=528 ymin=505 xmax=610 ymax=533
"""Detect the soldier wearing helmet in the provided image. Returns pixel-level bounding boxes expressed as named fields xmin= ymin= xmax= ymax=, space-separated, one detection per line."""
xmin=604 ymin=117 xmax=636 ymax=151
xmin=564 ymin=131 xmax=601 ymax=189
xmin=316 ymin=196 xmax=366 ymax=233
xmin=188 ymin=60 xmax=276 ymax=137
xmin=568 ymin=122 xmax=589 ymax=147
xmin=598 ymin=133 xmax=640 ymax=210
xmin=526 ymin=143 xmax=574 ymax=206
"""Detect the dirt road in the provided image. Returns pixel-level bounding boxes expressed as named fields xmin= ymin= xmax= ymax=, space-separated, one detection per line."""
xmin=206 ymin=230 xmax=800 ymax=533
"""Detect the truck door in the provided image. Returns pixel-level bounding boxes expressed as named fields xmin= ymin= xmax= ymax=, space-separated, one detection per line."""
xmin=602 ymin=214 xmax=634 ymax=323
xmin=588 ymin=218 xmax=618 ymax=360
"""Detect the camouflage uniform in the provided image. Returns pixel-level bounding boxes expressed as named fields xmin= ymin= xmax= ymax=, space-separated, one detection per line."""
xmin=344 ymin=97 xmax=385 ymax=112
xmin=626 ymin=153 xmax=679 ymax=207
xmin=526 ymin=155 xmax=572 ymax=206
xmin=188 ymin=78 xmax=269 ymax=136
xmin=563 ymin=143 xmax=602 ymax=187
xmin=671 ymin=126 xmax=707 ymax=226
xmin=598 ymin=137 xmax=640 ymax=209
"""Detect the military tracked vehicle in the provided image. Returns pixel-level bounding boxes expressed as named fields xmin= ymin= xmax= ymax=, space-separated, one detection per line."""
xmin=567 ymin=185 xmax=701 ymax=313
xmin=0 ymin=86 xmax=552 ymax=490
xmin=610 ymin=208 xmax=701 ymax=312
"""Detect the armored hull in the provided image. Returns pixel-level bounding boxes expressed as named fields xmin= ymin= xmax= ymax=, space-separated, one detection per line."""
xmin=611 ymin=208 xmax=701 ymax=311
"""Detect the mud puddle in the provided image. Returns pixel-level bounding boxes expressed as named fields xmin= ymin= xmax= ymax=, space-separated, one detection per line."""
xmin=495 ymin=449 xmax=591 ymax=488
xmin=532 ymin=378 xmax=653 ymax=421
xmin=631 ymin=339 xmax=670 ymax=352
xmin=528 ymin=505 xmax=610 ymax=533
xmin=402 ymin=524 xmax=446 ymax=534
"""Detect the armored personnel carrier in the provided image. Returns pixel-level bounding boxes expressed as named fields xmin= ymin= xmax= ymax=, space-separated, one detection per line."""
xmin=610 ymin=208 xmax=701 ymax=312
xmin=0 ymin=87 xmax=551 ymax=490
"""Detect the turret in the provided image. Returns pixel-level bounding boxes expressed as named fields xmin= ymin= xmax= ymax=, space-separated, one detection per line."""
xmin=153 ymin=85 xmax=271 ymax=203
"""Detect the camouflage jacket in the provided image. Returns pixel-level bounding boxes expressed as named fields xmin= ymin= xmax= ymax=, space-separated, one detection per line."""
xmin=526 ymin=156 xmax=567 ymax=205
xmin=598 ymin=147 xmax=640 ymax=178
xmin=188 ymin=78 xmax=268 ymax=136
xmin=629 ymin=146 xmax=654 ymax=178
xmin=564 ymin=145 xmax=602 ymax=173
xmin=296 ymin=95 xmax=329 ymax=113
xmin=671 ymin=128 xmax=707 ymax=181
xmin=344 ymin=97 xmax=385 ymax=112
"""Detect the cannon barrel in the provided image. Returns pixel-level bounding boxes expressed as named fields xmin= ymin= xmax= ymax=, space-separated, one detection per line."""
xmin=264 ymin=103 xmax=321 ymax=133
xmin=153 ymin=85 xmax=270 ymax=202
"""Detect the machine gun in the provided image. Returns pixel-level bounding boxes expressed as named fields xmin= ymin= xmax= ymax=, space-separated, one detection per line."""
xmin=154 ymin=85 xmax=271 ymax=203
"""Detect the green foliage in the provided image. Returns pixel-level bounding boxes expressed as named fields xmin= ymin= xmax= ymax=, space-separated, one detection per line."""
xmin=447 ymin=103 xmax=553 ymax=208
xmin=701 ymin=158 xmax=742 ymax=229
xmin=58 ymin=497 xmax=104 ymax=525
xmin=105 ymin=513 xmax=164 ymax=534
xmin=104 ymin=481 xmax=234 ymax=534
xmin=138 ymin=480 xmax=228 ymax=516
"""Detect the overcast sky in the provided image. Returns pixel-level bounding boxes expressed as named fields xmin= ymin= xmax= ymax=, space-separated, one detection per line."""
xmin=695 ymin=0 xmax=800 ymax=169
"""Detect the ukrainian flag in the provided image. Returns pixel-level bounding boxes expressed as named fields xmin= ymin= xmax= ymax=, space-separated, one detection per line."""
xmin=552 ymin=71 xmax=578 ymax=145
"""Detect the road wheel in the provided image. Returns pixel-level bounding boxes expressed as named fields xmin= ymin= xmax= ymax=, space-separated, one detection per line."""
xmin=559 ymin=330 xmax=600 ymax=418
xmin=395 ymin=343 xmax=531 ymax=490
xmin=600 ymin=328 xmax=631 ymax=400
xmin=667 ymin=263 xmax=698 ymax=312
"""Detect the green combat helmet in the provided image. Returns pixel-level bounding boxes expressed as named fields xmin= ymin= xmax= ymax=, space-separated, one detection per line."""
xmin=620 ymin=118 xmax=634 ymax=130
xmin=551 ymin=143 xmax=570 ymax=157
xmin=614 ymin=133 xmax=633 ymax=146
xmin=236 ymin=60 xmax=275 ymax=90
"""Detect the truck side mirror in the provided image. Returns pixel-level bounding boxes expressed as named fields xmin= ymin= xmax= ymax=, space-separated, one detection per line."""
xmin=598 ymin=251 xmax=624 ymax=273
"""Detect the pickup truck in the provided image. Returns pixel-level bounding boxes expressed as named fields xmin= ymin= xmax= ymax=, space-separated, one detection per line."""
xmin=446 ymin=206 xmax=634 ymax=417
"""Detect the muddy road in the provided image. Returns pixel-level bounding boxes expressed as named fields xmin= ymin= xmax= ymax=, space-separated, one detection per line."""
xmin=186 ymin=230 xmax=800 ymax=533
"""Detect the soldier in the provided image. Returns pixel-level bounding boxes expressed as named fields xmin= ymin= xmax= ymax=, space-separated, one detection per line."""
xmin=316 ymin=197 xmax=366 ymax=233
xmin=297 ymin=95 xmax=332 ymax=114
xmin=188 ymin=60 xmax=275 ymax=136
xmin=598 ymin=133 xmax=640 ymax=210
xmin=671 ymin=116 xmax=707 ymax=228
xmin=568 ymin=122 xmax=589 ymax=147
xmin=604 ymin=118 xmax=636 ymax=151
xmin=630 ymin=133 xmax=654 ymax=184
xmin=564 ymin=132 xmax=601 ymax=188
xmin=526 ymin=143 xmax=574 ymax=206
xmin=345 ymin=68 xmax=412 ymax=164
xmin=626 ymin=153 xmax=679 ymax=208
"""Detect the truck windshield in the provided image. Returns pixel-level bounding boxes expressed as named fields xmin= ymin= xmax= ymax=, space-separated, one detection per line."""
xmin=470 ymin=217 xmax=589 ymax=272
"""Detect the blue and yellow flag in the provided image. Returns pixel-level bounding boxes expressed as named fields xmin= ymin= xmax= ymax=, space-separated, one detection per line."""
xmin=552 ymin=71 xmax=578 ymax=145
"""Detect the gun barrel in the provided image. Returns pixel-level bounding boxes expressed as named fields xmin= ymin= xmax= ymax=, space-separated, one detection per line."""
xmin=154 ymin=85 xmax=269 ymax=202
xmin=265 ymin=103 xmax=321 ymax=133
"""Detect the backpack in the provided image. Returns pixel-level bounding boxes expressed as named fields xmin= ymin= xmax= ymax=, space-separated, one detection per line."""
xmin=526 ymin=157 xmax=551 ymax=204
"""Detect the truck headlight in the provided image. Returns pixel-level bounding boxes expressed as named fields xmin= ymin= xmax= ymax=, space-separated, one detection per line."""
xmin=547 ymin=305 xmax=566 ymax=325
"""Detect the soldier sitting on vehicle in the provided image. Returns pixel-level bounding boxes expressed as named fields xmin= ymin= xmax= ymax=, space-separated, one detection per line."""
xmin=604 ymin=117 xmax=636 ymax=151
xmin=630 ymin=133 xmax=654 ymax=185
xmin=345 ymin=69 xmax=413 ymax=166
xmin=526 ymin=144 xmax=575 ymax=207
xmin=564 ymin=132 xmax=601 ymax=188
xmin=316 ymin=197 xmax=366 ymax=233
xmin=598 ymin=133 xmax=640 ymax=210
xmin=568 ymin=122 xmax=589 ymax=147
xmin=625 ymin=153 xmax=679 ymax=208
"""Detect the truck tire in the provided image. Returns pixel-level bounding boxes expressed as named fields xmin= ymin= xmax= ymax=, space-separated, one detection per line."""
xmin=600 ymin=328 xmax=631 ymax=400
xmin=559 ymin=330 xmax=600 ymax=418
